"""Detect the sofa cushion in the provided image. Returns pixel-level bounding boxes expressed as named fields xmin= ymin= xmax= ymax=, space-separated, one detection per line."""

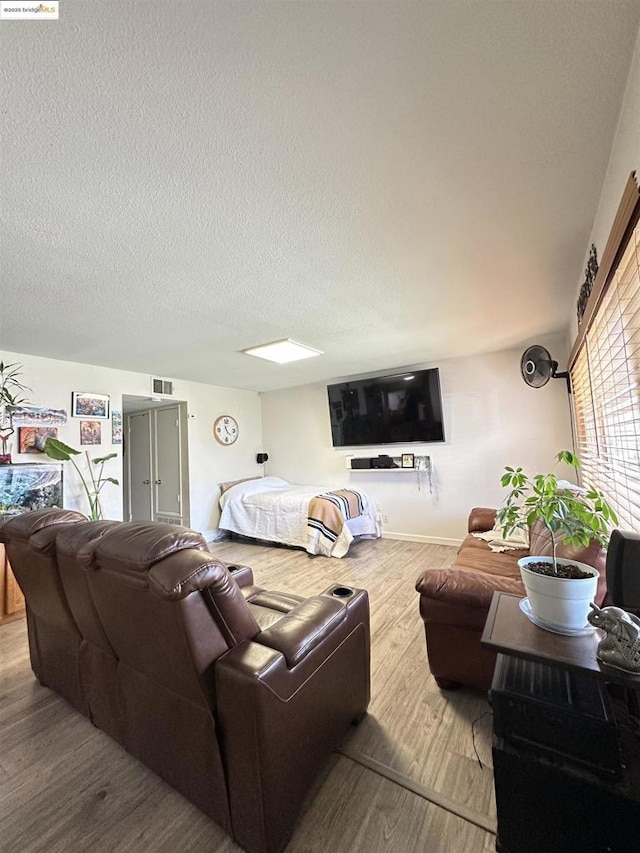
xmin=455 ymin=534 xmax=528 ymax=579
xmin=417 ymin=567 xmax=525 ymax=617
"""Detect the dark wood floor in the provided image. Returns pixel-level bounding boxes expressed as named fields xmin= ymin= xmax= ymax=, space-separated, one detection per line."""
xmin=0 ymin=536 xmax=496 ymax=852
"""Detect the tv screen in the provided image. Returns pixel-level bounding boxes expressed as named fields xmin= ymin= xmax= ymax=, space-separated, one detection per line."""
xmin=327 ymin=368 xmax=445 ymax=447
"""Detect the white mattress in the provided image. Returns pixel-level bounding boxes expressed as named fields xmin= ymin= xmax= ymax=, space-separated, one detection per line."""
xmin=219 ymin=476 xmax=380 ymax=558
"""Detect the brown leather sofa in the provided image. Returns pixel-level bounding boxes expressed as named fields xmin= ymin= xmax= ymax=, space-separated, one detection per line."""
xmin=0 ymin=509 xmax=371 ymax=853
xmin=415 ymin=507 xmax=607 ymax=692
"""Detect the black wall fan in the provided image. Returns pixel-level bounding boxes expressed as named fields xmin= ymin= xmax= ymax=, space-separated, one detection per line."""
xmin=520 ymin=345 xmax=570 ymax=391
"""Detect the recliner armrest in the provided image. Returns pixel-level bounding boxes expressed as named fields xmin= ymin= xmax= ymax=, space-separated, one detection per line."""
xmin=416 ymin=567 xmax=523 ymax=610
xmin=215 ymin=589 xmax=370 ymax=853
xmin=256 ymin=596 xmax=346 ymax=667
xmin=225 ymin=564 xmax=253 ymax=587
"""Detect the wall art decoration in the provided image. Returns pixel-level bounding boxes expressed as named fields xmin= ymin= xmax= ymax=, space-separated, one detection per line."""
xmin=576 ymin=243 xmax=599 ymax=325
xmin=80 ymin=420 xmax=101 ymax=445
xmin=9 ymin=405 xmax=67 ymax=426
xmin=18 ymin=426 xmax=58 ymax=453
xmin=0 ymin=463 xmax=63 ymax=514
xmin=72 ymin=392 xmax=110 ymax=419
xmin=111 ymin=410 xmax=122 ymax=445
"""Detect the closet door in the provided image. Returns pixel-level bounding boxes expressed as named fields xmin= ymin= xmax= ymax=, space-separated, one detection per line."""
xmin=154 ymin=406 xmax=182 ymax=521
xmin=128 ymin=412 xmax=153 ymax=521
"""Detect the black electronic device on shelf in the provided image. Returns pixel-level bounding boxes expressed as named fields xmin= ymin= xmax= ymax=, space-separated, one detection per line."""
xmin=350 ymin=457 xmax=372 ymax=469
xmin=371 ymin=455 xmax=397 ymax=469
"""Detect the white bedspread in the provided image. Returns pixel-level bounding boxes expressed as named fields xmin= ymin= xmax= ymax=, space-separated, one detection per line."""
xmin=219 ymin=476 xmax=380 ymax=557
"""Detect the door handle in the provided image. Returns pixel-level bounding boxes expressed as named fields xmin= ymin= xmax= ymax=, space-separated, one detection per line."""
xmin=142 ymin=479 xmax=150 ymax=485
xmin=155 ymin=479 xmax=162 ymax=485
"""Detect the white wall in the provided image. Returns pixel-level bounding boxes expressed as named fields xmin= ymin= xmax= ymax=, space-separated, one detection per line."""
xmin=571 ymin=24 xmax=640 ymax=340
xmin=261 ymin=333 xmax=573 ymax=544
xmin=1 ymin=350 xmax=263 ymax=538
xmin=183 ymin=382 xmax=264 ymax=538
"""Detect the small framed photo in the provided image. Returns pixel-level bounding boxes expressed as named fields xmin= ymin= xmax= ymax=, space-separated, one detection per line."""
xmin=80 ymin=420 xmax=102 ymax=445
xmin=72 ymin=392 xmax=110 ymax=419
xmin=401 ymin=453 xmax=415 ymax=469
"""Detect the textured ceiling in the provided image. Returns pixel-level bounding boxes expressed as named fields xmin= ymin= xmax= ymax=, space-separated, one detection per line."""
xmin=1 ymin=1 xmax=639 ymax=391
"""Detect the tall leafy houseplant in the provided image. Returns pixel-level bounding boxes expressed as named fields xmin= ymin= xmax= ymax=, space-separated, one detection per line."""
xmin=0 ymin=361 xmax=31 ymax=460
xmin=43 ymin=437 xmax=118 ymax=521
xmin=497 ymin=450 xmax=618 ymax=577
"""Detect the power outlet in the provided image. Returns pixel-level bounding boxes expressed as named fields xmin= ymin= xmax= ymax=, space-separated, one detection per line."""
xmin=381 ymin=513 xmax=389 ymax=523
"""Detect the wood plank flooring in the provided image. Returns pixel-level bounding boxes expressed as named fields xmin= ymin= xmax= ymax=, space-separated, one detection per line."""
xmin=0 ymin=536 xmax=496 ymax=852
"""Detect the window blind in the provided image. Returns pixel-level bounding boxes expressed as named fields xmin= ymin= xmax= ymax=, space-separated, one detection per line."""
xmin=570 ymin=221 xmax=640 ymax=530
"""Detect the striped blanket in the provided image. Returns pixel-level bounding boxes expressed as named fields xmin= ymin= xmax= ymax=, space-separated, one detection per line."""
xmin=307 ymin=489 xmax=364 ymax=551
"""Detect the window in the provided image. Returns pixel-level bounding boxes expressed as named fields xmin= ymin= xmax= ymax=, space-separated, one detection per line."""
xmin=570 ymin=174 xmax=640 ymax=530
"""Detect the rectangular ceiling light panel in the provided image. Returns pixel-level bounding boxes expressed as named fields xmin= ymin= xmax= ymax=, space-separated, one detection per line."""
xmin=242 ymin=339 xmax=323 ymax=364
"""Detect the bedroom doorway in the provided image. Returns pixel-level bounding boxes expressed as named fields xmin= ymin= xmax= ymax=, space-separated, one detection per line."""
xmin=122 ymin=396 xmax=190 ymax=527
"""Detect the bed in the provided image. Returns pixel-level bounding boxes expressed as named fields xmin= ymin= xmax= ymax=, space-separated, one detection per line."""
xmin=218 ymin=476 xmax=381 ymax=558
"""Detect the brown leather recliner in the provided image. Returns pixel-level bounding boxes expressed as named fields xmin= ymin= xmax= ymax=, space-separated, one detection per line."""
xmin=1 ymin=511 xmax=371 ymax=853
xmin=0 ymin=508 xmax=89 ymax=713
xmin=55 ymin=519 xmax=125 ymax=741
xmin=415 ymin=507 xmax=607 ymax=692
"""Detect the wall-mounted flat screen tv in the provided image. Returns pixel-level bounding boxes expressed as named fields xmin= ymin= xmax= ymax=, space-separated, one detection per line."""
xmin=327 ymin=368 xmax=445 ymax=447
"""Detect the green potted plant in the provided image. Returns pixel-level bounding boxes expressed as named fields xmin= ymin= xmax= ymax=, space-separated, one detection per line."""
xmin=0 ymin=361 xmax=31 ymax=463
xmin=43 ymin=437 xmax=118 ymax=520
xmin=497 ymin=450 xmax=618 ymax=632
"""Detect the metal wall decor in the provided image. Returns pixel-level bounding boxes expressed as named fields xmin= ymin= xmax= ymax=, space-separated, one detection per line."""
xmin=576 ymin=243 xmax=599 ymax=324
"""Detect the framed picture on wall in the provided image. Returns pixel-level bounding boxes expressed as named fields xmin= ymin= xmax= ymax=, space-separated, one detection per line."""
xmin=111 ymin=410 xmax=122 ymax=444
xmin=401 ymin=453 xmax=415 ymax=469
xmin=80 ymin=420 xmax=101 ymax=445
xmin=18 ymin=426 xmax=58 ymax=453
xmin=0 ymin=463 xmax=63 ymax=511
xmin=72 ymin=392 xmax=110 ymax=419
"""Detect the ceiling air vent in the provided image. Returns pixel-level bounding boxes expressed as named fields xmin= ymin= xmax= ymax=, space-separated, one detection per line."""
xmin=151 ymin=377 xmax=174 ymax=396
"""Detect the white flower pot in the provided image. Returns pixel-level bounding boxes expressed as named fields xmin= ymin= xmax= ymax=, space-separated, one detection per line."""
xmin=518 ymin=556 xmax=599 ymax=631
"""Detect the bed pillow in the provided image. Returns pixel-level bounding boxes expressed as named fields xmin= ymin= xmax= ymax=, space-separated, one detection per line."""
xmin=219 ymin=476 xmax=290 ymax=508
xmin=219 ymin=477 xmax=261 ymax=495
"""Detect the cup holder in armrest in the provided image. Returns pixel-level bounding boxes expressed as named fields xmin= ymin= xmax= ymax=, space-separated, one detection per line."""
xmin=226 ymin=564 xmax=253 ymax=589
xmin=331 ymin=586 xmax=354 ymax=598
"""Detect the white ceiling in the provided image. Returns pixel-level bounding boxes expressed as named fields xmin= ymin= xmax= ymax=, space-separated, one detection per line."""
xmin=1 ymin=1 xmax=639 ymax=391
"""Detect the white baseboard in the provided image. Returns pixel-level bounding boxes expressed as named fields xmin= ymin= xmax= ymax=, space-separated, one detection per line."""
xmin=205 ymin=526 xmax=461 ymax=548
xmin=381 ymin=531 xmax=463 ymax=547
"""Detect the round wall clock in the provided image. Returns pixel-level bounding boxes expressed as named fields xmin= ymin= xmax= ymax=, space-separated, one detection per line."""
xmin=213 ymin=414 xmax=239 ymax=446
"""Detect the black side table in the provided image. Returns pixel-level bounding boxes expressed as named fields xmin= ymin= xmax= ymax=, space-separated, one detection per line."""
xmin=481 ymin=592 xmax=640 ymax=853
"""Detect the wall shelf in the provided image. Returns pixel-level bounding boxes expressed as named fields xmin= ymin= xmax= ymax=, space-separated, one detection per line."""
xmin=346 ymin=455 xmax=432 ymax=492
xmin=346 ymin=468 xmax=410 ymax=473
xmin=345 ymin=454 xmax=430 ymax=472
